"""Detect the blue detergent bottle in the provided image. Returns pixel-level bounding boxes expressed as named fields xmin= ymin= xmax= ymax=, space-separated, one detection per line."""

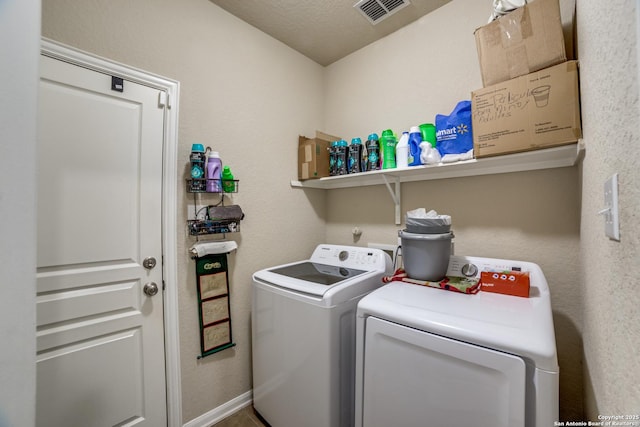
xmin=335 ymin=140 xmax=349 ymax=175
xmin=329 ymin=141 xmax=338 ymax=176
xmin=189 ymin=143 xmax=206 ymax=191
xmin=348 ymin=137 xmax=363 ymax=174
xmin=408 ymin=126 xmax=423 ymax=166
xmin=366 ymin=134 xmax=380 ymax=171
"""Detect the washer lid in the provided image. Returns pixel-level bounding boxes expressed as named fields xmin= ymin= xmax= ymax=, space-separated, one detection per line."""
xmin=357 ymin=269 xmax=558 ymax=372
xmin=255 ymin=260 xmax=370 ymax=297
xmin=269 ymin=261 xmax=367 ymax=286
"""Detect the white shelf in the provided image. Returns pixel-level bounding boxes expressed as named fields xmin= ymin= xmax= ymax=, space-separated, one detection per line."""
xmin=290 ymin=143 xmax=583 ymax=225
xmin=291 ymin=143 xmax=582 ymax=190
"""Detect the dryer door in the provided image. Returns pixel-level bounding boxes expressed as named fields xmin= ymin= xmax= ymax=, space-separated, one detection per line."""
xmin=361 ymin=317 xmax=526 ymax=427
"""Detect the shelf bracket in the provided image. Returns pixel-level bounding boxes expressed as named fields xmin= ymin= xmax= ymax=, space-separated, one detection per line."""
xmin=382 ymin=174 xmax=401 ymax=225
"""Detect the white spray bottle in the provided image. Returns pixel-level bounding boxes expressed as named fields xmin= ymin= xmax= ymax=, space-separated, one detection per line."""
xmin=396 ymin=132 xmax=409 ymax=168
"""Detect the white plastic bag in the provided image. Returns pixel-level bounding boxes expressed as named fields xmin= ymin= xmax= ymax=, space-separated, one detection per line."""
xmin=419 ymin=142 xmax=441 ymax=165
xmin=488 ymin=0 xmax=527 ymax=22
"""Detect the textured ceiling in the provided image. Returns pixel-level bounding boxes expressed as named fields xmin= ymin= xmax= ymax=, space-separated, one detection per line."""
xmin=210 ymin=0 xmax=452 ymax=66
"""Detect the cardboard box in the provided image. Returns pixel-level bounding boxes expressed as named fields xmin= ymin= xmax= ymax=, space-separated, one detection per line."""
xmin=474 ymin=0 xmax=566 ymax=87
xmin=298 ymin=131 xmax=340 ymax=180
xmin=480 ymin=271 xmax=530 ymax=298
xmin=471 ymin=60 xmax=581 ymax=158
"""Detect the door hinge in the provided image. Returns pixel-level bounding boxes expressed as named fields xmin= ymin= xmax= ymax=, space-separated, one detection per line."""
xmin=159 ymin=91 xmax=170 ymax=108
xmin=162 ymin=280 xmax=166 ymax=291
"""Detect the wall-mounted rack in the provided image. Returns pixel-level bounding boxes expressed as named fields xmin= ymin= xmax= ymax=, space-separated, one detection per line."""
xmin=187 ymin=179 xmax=239 ymax=194
xmin=187 ymin=179 xmax=243 ymax=236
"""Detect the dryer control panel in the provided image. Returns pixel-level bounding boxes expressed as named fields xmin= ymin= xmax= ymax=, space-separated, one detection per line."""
xmin=447 ymin=255 xmax=529 ymax=279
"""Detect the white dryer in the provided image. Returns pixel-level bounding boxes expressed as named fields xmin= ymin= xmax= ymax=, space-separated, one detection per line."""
xmin=252 ymin=244 xmax=392 ymax=427
xmin=354 ymin=255 xmax=559 ymax=427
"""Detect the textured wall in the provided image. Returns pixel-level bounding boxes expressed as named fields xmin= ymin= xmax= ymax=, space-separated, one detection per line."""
xmin=576 ymin=0 xmax=640 ymax=417
xmin=323 ymin=0 xmax=584 ymax=420
xmin=41 ymin=0 xmax=327 ymax=423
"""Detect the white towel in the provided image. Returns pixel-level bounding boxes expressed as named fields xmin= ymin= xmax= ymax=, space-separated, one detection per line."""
xmin=189 ymin=241 xmax=238 ymax=258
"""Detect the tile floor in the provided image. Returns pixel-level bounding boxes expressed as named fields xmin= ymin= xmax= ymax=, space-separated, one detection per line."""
xmin=211 ymin=406 xmax=268 ymax=427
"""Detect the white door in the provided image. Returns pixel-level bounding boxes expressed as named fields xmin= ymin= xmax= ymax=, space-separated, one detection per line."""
xmin=36 ymin=54 xmax=167 ymax=427
xmin=361 ymin=317 xmax=526 ymax=427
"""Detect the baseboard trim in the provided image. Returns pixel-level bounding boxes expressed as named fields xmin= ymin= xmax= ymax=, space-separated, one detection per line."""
xmin=183 ymin=390 xmax=253 ymax=427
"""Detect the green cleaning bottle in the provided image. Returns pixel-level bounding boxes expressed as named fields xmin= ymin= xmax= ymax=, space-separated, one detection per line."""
xmin=221 ymin=165 xmax=235 ymax=192
xmin=380 ymin=129 xmax=397 ymax=169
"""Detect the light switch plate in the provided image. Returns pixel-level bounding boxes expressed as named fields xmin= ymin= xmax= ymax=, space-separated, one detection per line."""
xmin=604 ymin=173 xmax=620 ymax=241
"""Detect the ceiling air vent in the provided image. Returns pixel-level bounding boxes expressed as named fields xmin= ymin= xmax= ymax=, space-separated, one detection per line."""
xmin=354 ymin=0 xmax=411 ymax=25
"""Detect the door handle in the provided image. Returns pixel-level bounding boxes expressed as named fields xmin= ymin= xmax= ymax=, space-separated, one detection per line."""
xmin=143 ymin=282 xmax=159 ymax=297
xmin=143 ymin=257 xmax=157 ymax=269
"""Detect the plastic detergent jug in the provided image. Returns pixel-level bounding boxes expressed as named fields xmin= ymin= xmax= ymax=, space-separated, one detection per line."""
xmin=396 ymin=132 xmax=409 ymax=168
xmin=348 ymin=137 xmax=363 ymax=174
xmin=380 ymin=130 xmax=397 ymax=169
xmin=366 ymin=134 xmax=380 ymax=171
xmin=408 ymin=126 xmax=423 ymax=166
xmin=419 ymin=123 xmax=437 ymax=148
xmin=206 ymin=151 xmax=222 ymax=192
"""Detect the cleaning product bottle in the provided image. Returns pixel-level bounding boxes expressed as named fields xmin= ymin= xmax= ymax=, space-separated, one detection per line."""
xmin=348 ymin=137 xmax=363 ymax=174
xmin=190 ymin=143 xmax=206 ymax=191
xmin=419 ymin=123 xmax=437 ymax=148
xmin=366 ymin=133 xmax=380 ymax=171
xmin=329 ymin=141 xmax=338 ymax=176
xmin=221 ymin=165 xmax=235 ymax=192
xmin=335 ymin=140 xmax=349 ymax=175
xmin=408 ymin=126 xmax=423 ymax=166
xmin=395 ymin=132 xmax=409 ymax=168
xmin=380 ymin=129 xmax=397 ymax=169
xmin=205 ymin=151 xmax=222 ymax=192
xmin=360 ymin=138 xmax=368 ymax=172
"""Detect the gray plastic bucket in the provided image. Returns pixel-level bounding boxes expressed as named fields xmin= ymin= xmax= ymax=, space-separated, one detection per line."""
xmin=399 ymin=230 xmax=453 ymax=281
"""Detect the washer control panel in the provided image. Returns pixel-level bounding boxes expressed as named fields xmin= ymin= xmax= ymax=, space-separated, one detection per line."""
xmin=311 ymin=244 xmax=389 ymax=270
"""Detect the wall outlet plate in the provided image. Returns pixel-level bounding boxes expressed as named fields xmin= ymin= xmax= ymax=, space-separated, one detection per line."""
xmin=367 ymin=242 xmax=399 ymax=261
xmin=604 ymin=173 xmax=620 ymax=241
xmin=188 ymin=204 xmax=209 ymax=220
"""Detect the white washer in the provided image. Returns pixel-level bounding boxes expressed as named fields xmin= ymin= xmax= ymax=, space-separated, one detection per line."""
xmin=354 ymin=255 xmax=559 ymax=427
xmin=252 ymin=244 xmax=392 ymax=427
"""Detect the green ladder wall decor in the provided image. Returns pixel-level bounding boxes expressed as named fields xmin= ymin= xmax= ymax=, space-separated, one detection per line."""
xmin=195 ymin=253 xmax=235 ymax=358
